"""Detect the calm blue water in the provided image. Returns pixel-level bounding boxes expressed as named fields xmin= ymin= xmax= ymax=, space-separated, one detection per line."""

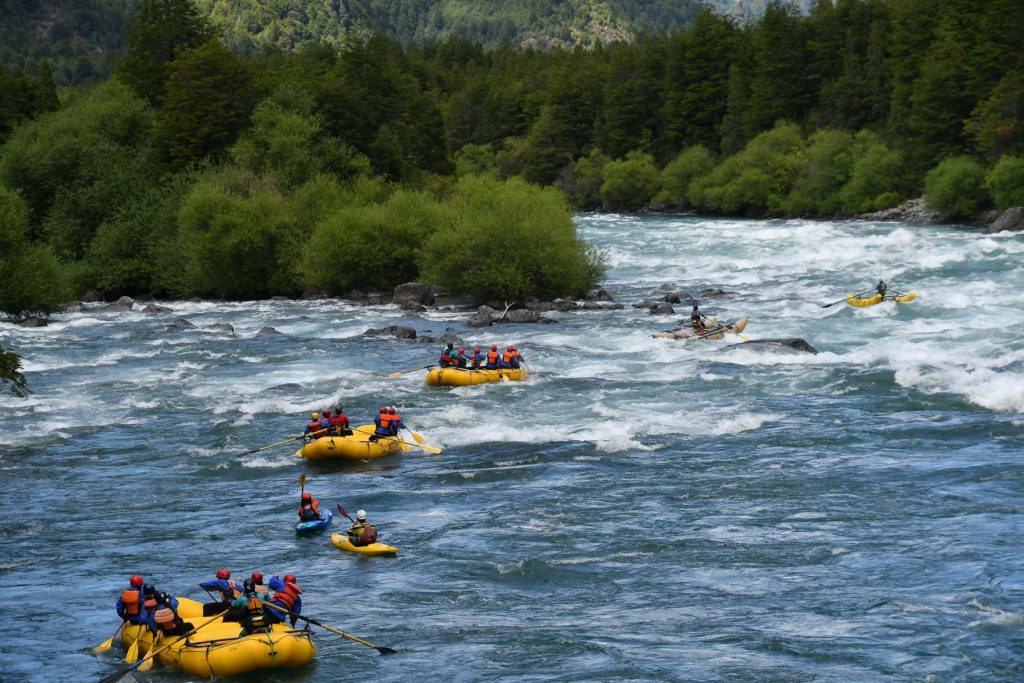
xmin=0 ymin=215 xmax=1021 ymax=682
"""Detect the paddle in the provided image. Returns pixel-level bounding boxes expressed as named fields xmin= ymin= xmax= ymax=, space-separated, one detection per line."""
xmin=337 ymin=503 xmax=354 ymax=522
xmin=405 ymin=428 xmax=425 ymax=445
xmin=92 ymin=622 xmax=124 ymax=654
xmin=821 ymin=289 xmax=874 ymax=308
xmin=97 ymin=611 xmax=223 ymax=683
xmin=299 ymin=473 xmax=306 ymax=497
xmin=388 ymin=364 xmax=435 ymax=379
xmin=123 ymin=624 xmax=141 ymax=663
xmin=238 ymin=429 xmax=326 ymax=457
xmin=257 ymin=600 xmax=397 ymax=655
xmin=137 ymin=632 xmax=160 ymax=673
xmin=377 ymin=433 xmax=441 ymax=454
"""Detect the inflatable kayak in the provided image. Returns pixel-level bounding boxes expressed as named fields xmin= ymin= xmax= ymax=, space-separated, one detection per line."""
xmin=295 ymin=508 xmax=333 ymax=534
xmin=121 ymin=598 xmax=315 ymax=678
xmin=331 ymin=532 xmax=399 ymax=556
xmin=652 ymin=316 xmax=748 ymax=341
xmin=425 ymin=366 xmax=527 ymax=386
xmin=846 ymin=292 xmax=916 ymax=307
xmin=295 ymin=425 xmax=405 ymax=461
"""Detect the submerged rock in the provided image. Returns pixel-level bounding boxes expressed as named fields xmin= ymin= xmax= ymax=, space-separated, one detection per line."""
xmin=649 ymin=303 xmax=675 ymax=315
xmin=700 ymin=288 xmax=735 ymax=297
xmin=203 ymin=323 xmax=235 ymax=335
xmin=167 ymin=318 xmax=196 ymax=330
xmin=363 ymin=325 xmax=417 ymax=340
xmin=394 ymin=282 xmax=435 ymax=307
xmin=987 ymin=207 xmax=1024 ymax=233
xmin=728 ymin=338 xmax=819 ymax=354
xmin=142 ymin=304 xmax=173 ymax=314
xmin=256 ymin=326 xmax=283 ymax=336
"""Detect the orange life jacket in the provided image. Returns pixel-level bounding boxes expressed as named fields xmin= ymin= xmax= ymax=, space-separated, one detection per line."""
xmin=121 ymin=590 xmax=140 ymax=616
xmin=306 ymin=420 xmax=322 ymax=434
xmin=378 ymin=413 xmax=392 ymax=430
xmin=154 ymin=607 xmax=176 ymax=631
xmin=143 ymin=596 xmax=158 ymax=611
xmin=486 ymin=351 xmax=499 ymax=365
xmin=246 ymin=596 xmax=268 ymax=630
xmin=229 ymin=580 xmax=242 ymax=599
xmin=502 ymin=350 xmax=514 ymax=364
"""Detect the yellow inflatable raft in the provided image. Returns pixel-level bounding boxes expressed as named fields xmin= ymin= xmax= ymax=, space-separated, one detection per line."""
xmin=121 ymin=598 xmax=315 ymax=678
xmin=331 ymin=532 xmax=399 ymax=556
xmin=846 ymin=292 xmax=916 ymax=307
xmin=652 ymin=317 xmax=748 ymax=341
xmin=295 ymin=425 xmax=405 ymax=461
xmin=425 ymin=366 xmax=527 ymax=386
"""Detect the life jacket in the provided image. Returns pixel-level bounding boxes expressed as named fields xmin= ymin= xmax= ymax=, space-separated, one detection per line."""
xmin=471 ymin=355 xmax=482 ymax=368
xmin=272 ymin=582 xmax=302 ymax=611
xmin=121 ymin=590 xmax=141 ymax=616
xmin=440 ymin=349 xmax=453 ymax=363
xmin=143 ymin=596 xmax=158 ymax=612
xmin=376 ymin=413 xmax=392 ymax=433
xmin=486 ymin=351 xmax=499 ymax=366
xmin=329 ymin=414 xmax=348 ymax=432
xmin=501 ymin=350 xmax=514 ymax=364
xmin=389 ymin=413 xmax=401 ymax=433
xmin=245 ymin=595 xmax=268 ymax=630
xmin=306 ymin=420 xmax=322 ymax=435
xmin=454 ymin=355 xmax=467 ymax=368
xmin=363 ymin=522 xmax=378 ymax=544
xmin=299 ymin=500 xmax=319 ymax=520
xmin=154 ymin=607 xmax=177 ymax=632
xmin=221 ymin=579 xmax=242 ymax=600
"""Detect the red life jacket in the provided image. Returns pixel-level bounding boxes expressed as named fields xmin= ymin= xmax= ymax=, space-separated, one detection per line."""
xmin=306 ymin=420 xmax=322 ymax=435
xmin=440 ymin=350 xmax=453 ymax=362
xmin=272 ymin=582 xmax=302 ymax=611
xmin=363 ymin=522 xmax=378 ymax=544
xmin=390 ymin=413 xmax=401 ymax=431
xmin=330 ymin=414 xmax=348 ymax=429
xmin=121 ymin=589 xmax=140 ymax=616
xmin=486 ymin=351 xmax=498 ymax=365
xmin=299 ymin=499 xmax=320 ymax=519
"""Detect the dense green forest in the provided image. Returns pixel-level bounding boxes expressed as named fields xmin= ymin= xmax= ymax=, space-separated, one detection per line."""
xmin=1 ymin=0 xmax=1023 ymax=322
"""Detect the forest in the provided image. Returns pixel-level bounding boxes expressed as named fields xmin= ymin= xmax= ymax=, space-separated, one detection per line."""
xmin=1 ymin=0 xmax=1023 ymax=326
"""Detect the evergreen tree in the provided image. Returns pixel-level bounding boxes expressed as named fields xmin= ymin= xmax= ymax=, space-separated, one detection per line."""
xmin=744 ymin=1 xmax=811 ymax=135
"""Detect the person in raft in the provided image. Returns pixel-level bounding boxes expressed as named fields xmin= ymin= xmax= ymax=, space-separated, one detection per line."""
xmin=303 ymin=412 xmax=323 ymax=440
xmin=387 ymin=406 xmax=405 ymax=436
xmin=231 ymin=579 xmax=270 ymax=637
xmin=151 ymin=590 xmax=193 ymax=637
xmin=470 ymin=347 xmax=485 ymax=369
xmin=328 ymin=406 xmax=352 ymax=436
xmin=265 ymin=574 xmax=303 ymax=626
xmin=299 ymin=491 xmax=321 ymax=521
xmin=876 ymin=280 xmax=887 ymax=298
xmin=439 ymin=343 xmax=456 ymax=367
xmin=484 ymin=344 xmax=500 ymax=369
xmin=690 ymin=303 xmax=707 ymax=332
xmin=347 ymin=509 xmax=378 ymax=547
xmin=116 ymin=575 xmax=147 ymax=625
xmin=453 ymin=348 xmax=470 ymax=368
xmin=198 ymin=568 xmax=241 ymax=616
xmin=369 ymin=406 xmax=392 ymax=442
xmin=250 ymin=571 xmax=270 ymax=600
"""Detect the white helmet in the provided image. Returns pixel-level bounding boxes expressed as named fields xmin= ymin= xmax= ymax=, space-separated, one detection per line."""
xmin=356 ymin=510 xmax=367 ymax=521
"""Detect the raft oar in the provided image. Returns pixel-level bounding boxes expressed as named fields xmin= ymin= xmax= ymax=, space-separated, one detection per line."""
xmin=238 ymin=429 xmax=327 ymax=457
xmin=380 ymin=433 xmax=441 ymax=454
xmin=123 ymin=624 xmax=142 ymax=663
xmin=137 ymin=632 xmax=160 ymax=673
xmin=97 ymin=611 xmax=223 ymax=683
xmin=92 ymin=622 xmax=124 ymax=654
xmin=821 ymin=289 xmax=874 ymax=308
xmin=257 ymin=599 xmax=397 ymax=655
xmin=387 ymin=364 xmax=435 ymax=379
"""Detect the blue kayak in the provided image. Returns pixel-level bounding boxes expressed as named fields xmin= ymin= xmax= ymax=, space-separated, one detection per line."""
xmin=295 ymin=508 xmax=333 ymax=535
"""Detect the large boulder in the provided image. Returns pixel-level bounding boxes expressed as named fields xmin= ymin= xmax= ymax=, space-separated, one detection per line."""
xmin=987 ymin=207 xmax=1024 ymax=233
xmin=663 ymin=291 xmax=693 ymax=303
xmin=256 ymin=326 xmax=283 ymax=336
xmin=98 ymin=296 xmax=134 ymax=312
xmin=394 ymin=283 xmax=435 ymax=307
xmin=649 ymin=303 xmax=675 ymax=315
xmin=17 ymin=317 xmax=48 ymax=327
xmin=505 ymin=309 xmax=542 ymax=323
xmin=203 ymin=323 xmax=235 ymax=335
xmin=142 ymin=304 xmax=173 ymax=314
xmin=585 ymin=288 xmax=614 ymax=302
xmin=167 ymin=318 xmax=196 ymax=330
xmin=81 ymin=289 xmax=102 ymax=303
xmin=363 ymin=325 xmax=417 ymax=340
xmin=728 ymin=338 xmax=819 ymax=354
xmin=468 ymin=305 xmax=496 ymax=328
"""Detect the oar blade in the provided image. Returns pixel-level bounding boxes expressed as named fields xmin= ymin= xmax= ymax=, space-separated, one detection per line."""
xmin=124 ymin=633 xmax=139 ymax=663
xmin=387 ymin=371 xmax=403 ymax=378
xmin=410 ymin=431 xmax=425 ymax=444
xmin=377 ymin=646 xmax=399 ymax=655
xmin=137 ymin=634 xmax=159 ymax=672
xmin=92 ymin=636 xmax=115 ymax=654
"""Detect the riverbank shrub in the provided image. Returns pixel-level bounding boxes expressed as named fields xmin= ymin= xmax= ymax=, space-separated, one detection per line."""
xmin=924 ymin=156 xmax=989 ymax=219
xmin=985 ymin=156 xmax=1024 ymax=210
xmin=0 ymin=187 xmax=69 ymax=317
xmin=836 ymin=134 xmax=906 ymax=214
xmin=655 ymin=145 xmax=714 ymax=209
xmin=419 ymin=175 xmax=603 ymax=302
xmin=0 ymin=346 xmax=29 ymax=397
xmin=563 ymin=148 xmax=608 ymax=209
xmin=600 ymin=151 xmax=658 ymax=210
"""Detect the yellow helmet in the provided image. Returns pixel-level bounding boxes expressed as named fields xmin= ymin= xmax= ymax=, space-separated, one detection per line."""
xmin=311 ymin=412 xmax=319 ymax=420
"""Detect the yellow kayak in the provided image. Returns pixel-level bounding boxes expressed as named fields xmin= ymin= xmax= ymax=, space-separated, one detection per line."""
xmin=332 ymin=533 xmax=399 ymax=556
xmin=425 ymin=366 xmax=527 ymax=386
xmin=846 ymin=292 xmax=916 ymax=307
xmin=121 ymin=598 xmax=315 ymax=678
xmin=295 ymin=424 xmax=405 ymax=461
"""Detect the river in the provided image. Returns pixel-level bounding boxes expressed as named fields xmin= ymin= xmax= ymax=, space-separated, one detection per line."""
xmin=0 ymin=214 xmax=1021 ymax=681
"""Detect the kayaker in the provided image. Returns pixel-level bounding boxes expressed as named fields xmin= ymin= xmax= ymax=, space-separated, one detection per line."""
xmin=453 ymin=348 xmax=469 ymax=368
xmin=198 ymin=568 xmax=241 ymax=616
xmin=265 ymin=575 xmax=303 ymax=626
xmin=876 ymin=280 xmax=887 ymax=298
xmin=470 ymin=347 xmax=484 ymax=369
xmin=369 ymin=407 xmax=393 ymax=442
xmin=347 ymin=509 xmax=378 ymax=547
xmin=231 ymin=579 xmax=270 ymax=637
xmin=116 ymin=575 xmax=147 ymax=625
xmin=484 ymin=345 xmax=500 ymax=369
xmin=303 ymin=412 xmax=323 ymax=439
xmin=329 ymin=406 xmax=352 ymax=436
xmin=439 ymin=343 xmax=455 ymax=367
xmin=387 ymin=406 xmax=405 ymax=436
xmin=151 ymin=591 xmax=193 ymax=637
xmin=690 ymin=303 xmax=706 ymax=332
xmin=298 ymin=491 xmax=321 ymax=521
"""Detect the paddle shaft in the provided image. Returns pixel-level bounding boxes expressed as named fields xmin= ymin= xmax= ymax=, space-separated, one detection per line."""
xmin=97 ymin=612 xmax=223 ymax=683
xmin=821 ymin=289 xmax=875 ymax=308
xmin=387 ymin=364 xmax=435 ymax=378
xmin=93 ymin=622 xmax=124 ymax=653
xmin=257 ymin=600 xmax=396 ymax=655
xmin=240 ymin=428 xmax=327 ymax=457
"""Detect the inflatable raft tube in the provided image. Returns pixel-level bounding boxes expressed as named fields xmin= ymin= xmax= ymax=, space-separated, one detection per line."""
xmin=331 ymin=533 xmax=399 ymax=556
xmin=425 ymin=366 xmax=527 ymax=386
xmin=295 ymin=425 xmax=405 ymax=461
xmin=652 ymin=317 xmax=748 ymax=341
xmin=846 ymin=292 xmax=916 ymax=307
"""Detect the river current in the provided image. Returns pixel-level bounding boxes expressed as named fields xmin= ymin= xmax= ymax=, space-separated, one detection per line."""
xmin=0 ymin=214 xmax=1021 ymax=682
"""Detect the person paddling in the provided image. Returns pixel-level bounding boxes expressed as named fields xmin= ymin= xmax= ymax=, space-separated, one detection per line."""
xmin=150 ymin=591 xmax=192 ymax=636
xmin=230 ymin=578 xmax=270 ymax=637
xmin=116 ymin=575 xmax=147 ymax=626
xmin=198 ymin=568 xmax=241 ymax=616
xmin=470 ymin=347 xmax=484 ymax=369
xmin=329 ymin=406 xmax=352 ymax=436
xmin=303 ymin=412 xmax=322 ymax=440
xmin=876 ymin=280 xmax=887 ymax=299
xmin=439 ymin=343 xmax=455 ymax=368
xmin=369 ymin=406 xmax=392 ymax=442
xmin=299 ymin=491 xmax=322 ymax=522
xmin=347 ymin=509 xmax=378 ymax=547
xmin=265 ymin=574 xmax=303 ymax=626
xmin=690 ymin=303 xmax=706 ymax=332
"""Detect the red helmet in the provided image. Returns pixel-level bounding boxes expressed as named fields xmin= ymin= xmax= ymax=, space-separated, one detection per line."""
xmin=323 ymin=409 xmax=331 ymax=418
xmin=216 ymin=568 xmax=230 ymax=580
xmin=490 ymin=345 xmax=497 ymax=351
xmin=251 ymin=571 xmax=263 ymax=583
xmin=130 ymin=575 xmax=144 ymax=588
xmin=388 ymin=407 xmax=396 ymax=415
xmin=380 ymin=407 xmax=387 ymax=414
xmin=474 ymin=347 xmax=480 ymax=353
xmin=283 ymin=574 xmax=297 ymax=584
xmin=506 ymin=345 xmax=513 ymax=350
xmin=457 ymin=348 xmax=465 ymax=353
xmin=301 ymin=492 xmax=312 ymax=501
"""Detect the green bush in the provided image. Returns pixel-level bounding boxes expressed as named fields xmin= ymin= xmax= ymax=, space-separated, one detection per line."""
xmin=838 ymin=134 xmax=906 ymax=214
xmin=453 ymin=144 xmax=498 ymax=178
xmin=0 ymin=187 xmax=70 ymax=317
xmin=654 ymin=145 xmax=714 ymax=209
xmin=419 ymin=175 xmax=603 ymax=302
xmin=563 ymin=148 xmax=609 ymax=209
xmin=985 ymin=156 xmax=1024 ymax=209
xmin=924 ymin=156 xmax=989 ymax=219
xmin=783 ymin=130 xmax=854 ymax=216
xmin=600 ymin=150 xmax=659 ymax=210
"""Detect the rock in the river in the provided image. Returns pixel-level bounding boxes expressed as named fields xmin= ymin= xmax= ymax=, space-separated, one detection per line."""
xmin=728 ymin=338 xmax=819 ymax=354
xmin=700 ymin=288 xmax=735 ymax=297
xmin=203 ymin=323 xmax=235 ymax=334
xmin=81 ymin=289 xmax=102 ymax=303
xmin=394 ymin=282 xmax=435 ymax=307
xmin=663 ymin=291 xmax=693 ymax=303
xmin=17 ymin=317 xmax=48 ymax=327
xmin=98 ymin=296 xmax=134 ymax=312
xmin=256 ymin=326 xmax=283 ymax=336
xmin=504 ymin=309 xmax=542 ymax=323
xmin=632 ymin=299 xmax=659 ymax=309
xmin=987 ymin=207 xmax=1024 ymax=233
xmin=167 ymin=318 xmax=196 ymax=330
xmin=142 ymin=304 xmax=173 ymax=314
xmin=649 ymin=303 xmax=675 ymax=315
xmin=363 ymin=325 xmax=417 ymax=340
xmin=63 ymin=302 xmax=87 ymax=313
xmin=468 ymin=305 xmax=496 ymax=328
xmin=585 ymin=288 xmax=614 ymax=302
xmin=582 ymin=301 xmax=624 ymax=310
xmin=417 ymin=328 xmax=465 ymax=345
xmin=401 ymin=302 xmax=427 ymax=312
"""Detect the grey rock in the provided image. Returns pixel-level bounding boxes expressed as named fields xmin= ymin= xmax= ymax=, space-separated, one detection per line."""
xmin=582 ymin=301 xmax=624 ymax=310
xmin=63 ymin=302 xmax=86 ymax=313
xmin=401 ymin=302 xmax=427 ymax=312
xmin=81 ymin=289 xmax=102 ymax=303
xmin=468 ymin=305 xmax=496 ymax=328
xmin=363 ymin=325 xmax=417 ymax=340
xmin=649 ymin=303 xmax=675 ymax=315
xmin=394 ymin=282 xmax=435 ymax=307
xmin=700 ymin=288 xmax=735 ymax=297
xmin=552 ymin=298 xmax=578 ymax=311
xmin=167 ymin=318 xmax=196 ymax=330
xmin=256 ymin=326 xmax=283 ymax=336
xmin=859 ymin=197 xmax=939 ymax=223
xmin=142 ymin=304 xmax=173 ymax=314
xmin=585 ymin=288 xmax=614 ymax=302
xmin=17 ymin=317 xmax=48 ymax=327
xmin=417 ymin=329 xmax=464 ymax=345
xmin=632 ymin=299 xmax=659 ymax=309
xmin=98 ymin=296 xmax=134 ymax=312
xmin=987 ymin=207 xmax=1024 ymax=233
xmin=505 ymin=309 xmax=542 ymax=323
xmin=729 ymin=338 xmax=819 ymax=354
xmin=203 ymin=323 xmax=235 ymax=334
